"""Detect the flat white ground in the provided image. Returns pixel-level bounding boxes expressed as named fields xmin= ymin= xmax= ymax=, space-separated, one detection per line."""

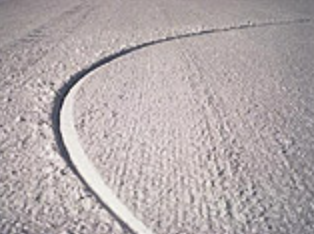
xmin=1 ymin=0 xmax=314 ymax=233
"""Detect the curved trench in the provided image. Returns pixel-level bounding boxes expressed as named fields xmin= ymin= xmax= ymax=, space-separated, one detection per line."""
xmin=53 ymin=18 xmax=310 ymax=234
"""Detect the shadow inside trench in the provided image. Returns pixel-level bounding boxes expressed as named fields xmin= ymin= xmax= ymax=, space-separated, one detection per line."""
xmin=51 ymin=17 xmax=310 ymax=234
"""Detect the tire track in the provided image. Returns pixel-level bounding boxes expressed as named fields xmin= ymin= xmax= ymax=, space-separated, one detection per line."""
xmin=0 ymin=2 xmax=95 ymax=92
xmin=54 ymin=18 xmax=311 ymax=234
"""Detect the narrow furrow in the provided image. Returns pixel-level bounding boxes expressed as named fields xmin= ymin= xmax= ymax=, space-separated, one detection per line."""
xmin=56 ymin=18 xmax=311 ymax=234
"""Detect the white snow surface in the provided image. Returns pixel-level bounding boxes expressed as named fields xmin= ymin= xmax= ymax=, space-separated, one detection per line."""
xmin=1 ymin=0 xmax=314 ymax=233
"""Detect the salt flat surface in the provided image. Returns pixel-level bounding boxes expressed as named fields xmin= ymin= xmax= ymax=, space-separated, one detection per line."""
xmin=1 ymin=0 xmax=314 ymax=233
xmin=74 ymin=23 xmax=314 ymax=234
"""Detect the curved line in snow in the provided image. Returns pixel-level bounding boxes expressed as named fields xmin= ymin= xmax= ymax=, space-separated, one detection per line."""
xmin=56 ymin=18 xmax=310 ymax=234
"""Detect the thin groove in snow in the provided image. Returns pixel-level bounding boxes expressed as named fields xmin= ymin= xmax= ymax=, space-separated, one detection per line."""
xmin=54 ymin=18 xmax=311 ymax=234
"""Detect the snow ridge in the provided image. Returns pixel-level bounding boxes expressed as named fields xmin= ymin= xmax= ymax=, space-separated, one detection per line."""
xmin=56 ymin=18 xmax=310 ymax=234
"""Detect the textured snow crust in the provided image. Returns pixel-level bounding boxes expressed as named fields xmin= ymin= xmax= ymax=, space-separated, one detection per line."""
xmin=1 ymin=0 xmax=314 ymax=233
